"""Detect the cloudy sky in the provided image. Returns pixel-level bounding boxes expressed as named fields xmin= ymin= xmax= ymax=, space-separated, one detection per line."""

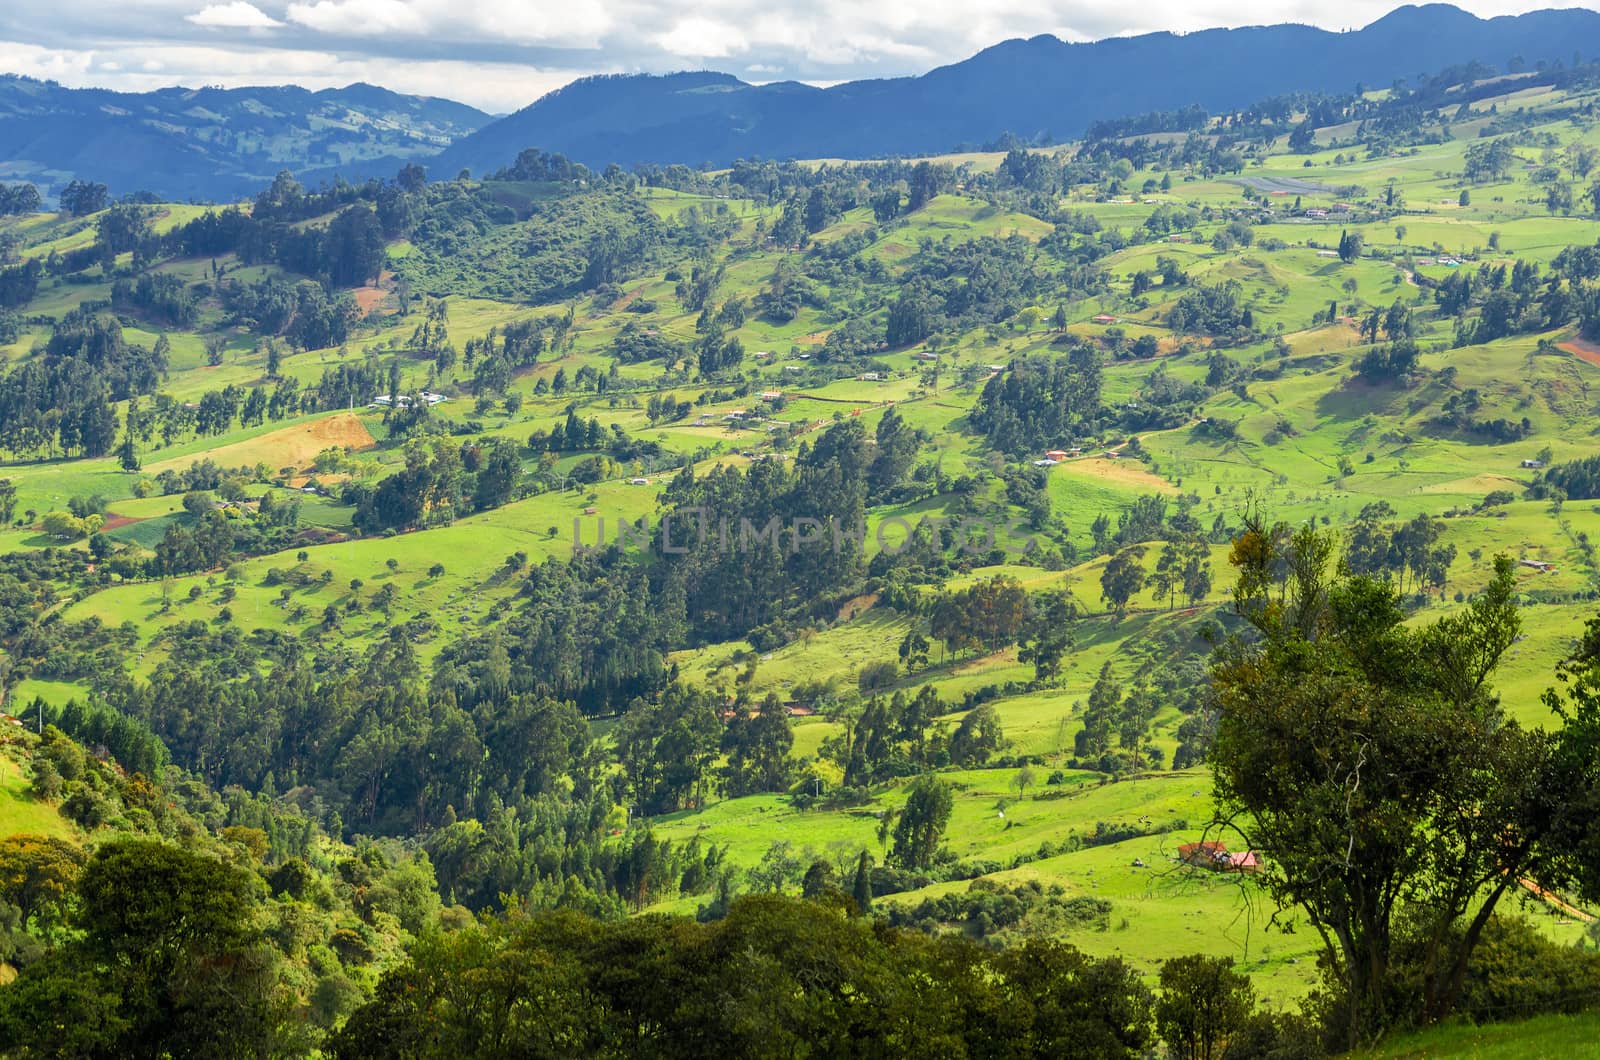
xmin=0 ymin=0 xmax=1593 ymax=113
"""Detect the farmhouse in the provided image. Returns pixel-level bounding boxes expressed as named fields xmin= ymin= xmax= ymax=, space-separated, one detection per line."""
xmin=912 ymin=351 xmax=939 ymax=361
xmin=1045 ymin=450 xmax=1070 ymax=461
xmin=369 ymin=391 xmax=448 ymax=409
xmin=1178 ymin=841 xmax=1227 ymax=867
xmin=760 ymin=390 xmax=784 ymax=400
xmin=1092 ymin=314 xmax=1118 ymax=324
xmin=1178 ymin=841 xmax=1261 ymax=874
xmin=1520 ymin=559 xmax=1556 ymax=573
xmin=858 ymin=372 xmax=881 ymax=381
xmin=1032 ymin=458 xmax=1059 ymax=468
xmin=629 ymin=477 xmax=650 ymax=486
xmin=1521 ymin=459 xmax=1545 ymax=469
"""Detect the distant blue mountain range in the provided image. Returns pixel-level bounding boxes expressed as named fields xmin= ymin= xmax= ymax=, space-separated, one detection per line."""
xmin=436 ymin=4 xmax=1600 ymax=174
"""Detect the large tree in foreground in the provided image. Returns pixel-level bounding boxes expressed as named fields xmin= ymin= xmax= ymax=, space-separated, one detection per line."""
xmin=1209 ymin=515 xmax=1561 ymax=1047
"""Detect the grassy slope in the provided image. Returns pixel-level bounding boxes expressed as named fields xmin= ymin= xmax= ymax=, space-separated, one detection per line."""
xmin=1365 ymin=1011 xmax=1600 ymax=1058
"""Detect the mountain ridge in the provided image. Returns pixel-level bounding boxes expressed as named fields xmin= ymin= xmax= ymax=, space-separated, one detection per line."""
xmin=437 ymin=4 xmax=1600 ymax=173
xmin=0 ymin=75 xmax=490 ymax=202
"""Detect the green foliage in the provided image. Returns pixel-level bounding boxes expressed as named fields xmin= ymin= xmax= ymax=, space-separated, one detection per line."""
xmin=971 ymin=348 xmax=1104 ymax=455
xmin=332 ymin=895 xmax=1155 ymax=1059
xmin=1212 ymin=519 xmax=1580 ymax=1045
xmin=1156 ymin=954 xmax=1256 ymax=1060
xmin=891 ymin=775 xmax=954 ymax=869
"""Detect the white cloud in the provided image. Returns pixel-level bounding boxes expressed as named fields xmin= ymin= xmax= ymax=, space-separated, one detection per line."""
xmin=186 ymin=2 xmax=283 ymax=29
xmin=284 ymin=0 xmax=425 ymax=36
xmin=0 ymin=40 xmax=98 ymax=81
xmin=654 ymin=17 xmax=748 ymax=59
xmin=283 ymin=0 xmax=611 ymax=46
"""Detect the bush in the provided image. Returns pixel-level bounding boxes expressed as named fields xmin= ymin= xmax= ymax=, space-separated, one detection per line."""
xmin=1309 ymin=915 xmax=1600 ymax=1047
xmin=857 ymin=659 xmax=898 ymax=692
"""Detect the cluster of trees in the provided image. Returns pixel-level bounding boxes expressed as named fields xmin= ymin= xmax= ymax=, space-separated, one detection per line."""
xmin=111 ymin=272 xmax=197 ymax=327
xmin=403 ymin=182 xmax=668 ymax=304
xmin=1072 ymin=662 xmax=1166 ymax=768
xmin=1426 ymin=237 xmax=1600 ymax=348
xmin=349 ymin=439 xmax=502 ymax=532
xmin=1463 ymin=137 xmax=1517 ymax=183
xmin=462 ymin=315 xmax=561 ymax=391
xmin=970 ymin=347 xmax=1104 ymax=455
xmin=885 ymin=235 xmax=1090 ymax=348
xmin=0 ymin=311 xmax=160 ymax=458
xmin=1168 ymin=280 xmax=1256 ymax=339
xmin=0 ymin=721 xmax=478 ymax=1055
xmin=219 ymin=276 xmax=361 ymax=350
xmin=58 ymin=179 xmax=109 ymax=216
xmin=823 ymin=685 xmax=953 ymax=786
xmin=1339 ymin=504 xmax=1458 ymax=595
xmin=0 ymin=182 xmax=42 ymax=216
xmin=163 ymin=171 xmax=403 ymax=288
xmin=886 ymin=878 xmax=1112 ymax=942
xmin=330 ymin=894 xmax=1189 ymax=1059
xmin=1213 ymin=517 xmax=1600 ymax=1046
xmin=0 ymin=259 xmax=41 ymax=311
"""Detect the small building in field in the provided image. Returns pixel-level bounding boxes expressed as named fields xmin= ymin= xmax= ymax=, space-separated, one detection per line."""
xmin=1179 ymin=841 xmax=1261 ymax=873
xmin=1521 ymin=459 xmax=1545 ymax=469
xmin=858 ymin=372 xmax=881 ymax=381
xmin=1178 ymin=841 xmax=1228 ymax=868
xmin=1092 ymin=314 xmax=1118 ymax=324
xmin=1045 ymin=450 xmax=1070 ymax=461
xmin=1227 ymin=851 xmax=1262 ymax=874
xmin=629 ymin=477 xmax=650 ymax=486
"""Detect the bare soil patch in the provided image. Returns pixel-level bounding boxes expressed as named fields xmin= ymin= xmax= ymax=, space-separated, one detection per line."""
xmin=1558 ymin=337 xmax=1600 ymax=368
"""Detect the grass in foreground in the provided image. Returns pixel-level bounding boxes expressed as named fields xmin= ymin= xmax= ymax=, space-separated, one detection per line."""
xmin=1363 ymin=1010 xmax=1600 ymax=1058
